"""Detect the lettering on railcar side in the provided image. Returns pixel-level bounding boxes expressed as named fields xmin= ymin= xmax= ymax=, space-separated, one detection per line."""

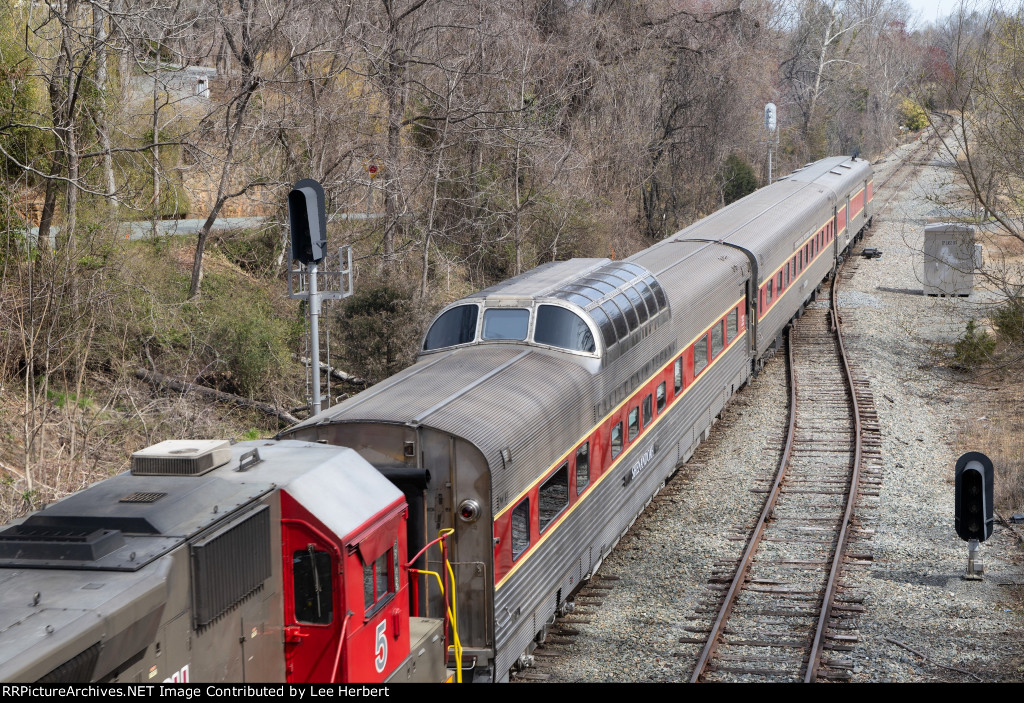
xmin=622 ymin=445 xmax=655 ymax=487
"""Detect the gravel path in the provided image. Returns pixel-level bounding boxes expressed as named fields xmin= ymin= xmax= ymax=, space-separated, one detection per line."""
xmin=528 ymin=139 xmax=1024 ymax=683
xmin=839 ymin=143 xmax=1024 ymax=682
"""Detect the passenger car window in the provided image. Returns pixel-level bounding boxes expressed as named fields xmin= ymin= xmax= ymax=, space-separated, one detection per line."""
xmin=611 ymin=422 xmax=623 ymax=458
xmin=601 ymin=300 xmax=629 ymax=340
xmin=674 ymin=358 xmax=682 ymax=393
xmin=711 ymin=321 xmax=724 ymax=357
xmin=535 ymin=305 xmax=596 ymax=353
xmin=538 ymin=464 xmax=569 ymax=532
xmin=624 ymin=285 xmax=648 ymax=323
xmin=482 ymin=308 xmax=530 ymax=340
xmin=694 ymin=333 xmax=709 ymax=375
xmin=642 ymin=394 xmax=653 ymax=427
xmin=656 ymin=382 xmax=666 ymax=413
xmin=728 ymin=309 xmax=738 ymax=341
xmin=423 ymin=305 xmax=478 ymax=350
xmin=588 ymin=306 xmax=616 ymax=349
xmin=766 ymin=279 xmax=773 ymax=305
xmin=511 ymin=499 xmax=530 ymax=559
xmin=628 ymin=407 xmax=640 ymax=441
xmin=576 ymin=442 xmax=590 ymax=494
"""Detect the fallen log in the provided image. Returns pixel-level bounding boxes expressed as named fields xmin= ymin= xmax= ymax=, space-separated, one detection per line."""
xmin=135 ymin=368 xmax=299 ymax=426
xmin=295 ymin=355 xmax=368 ymax=387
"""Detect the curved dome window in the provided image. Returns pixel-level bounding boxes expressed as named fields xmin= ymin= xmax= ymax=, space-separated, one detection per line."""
xmin=535 ymin=305 xmax=596 ymax=353
xmin=482 ymin=308 xmax=530 ymax=340
xmin=423 ymin=305 xmax=478 ymax=350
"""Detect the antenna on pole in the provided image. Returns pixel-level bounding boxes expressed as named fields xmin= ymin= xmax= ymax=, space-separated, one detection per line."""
xmin=287 ymin=179 xmax=354 ymax=417
xmin=763 ymin=103 xmax=779 ymax=183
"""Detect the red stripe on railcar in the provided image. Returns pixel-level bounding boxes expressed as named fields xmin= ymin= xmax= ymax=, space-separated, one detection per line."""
xmin=493 ymin=300 xmax=747 ymax=586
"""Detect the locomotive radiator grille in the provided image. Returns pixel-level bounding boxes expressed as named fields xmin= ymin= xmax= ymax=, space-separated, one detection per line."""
xmin=190 ymin=505 xmax=272 ymax=629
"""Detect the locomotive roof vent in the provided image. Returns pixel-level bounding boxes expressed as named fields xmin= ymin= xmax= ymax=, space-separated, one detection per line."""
xmin=131 ymin=439 xmax=232 ymax=477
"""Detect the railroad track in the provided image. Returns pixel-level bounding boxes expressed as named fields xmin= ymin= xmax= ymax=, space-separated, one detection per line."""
xmin=682 ymin=129 xmax=944 ymax=683
xmin=686 ymin=264 xmax=881 ymax=682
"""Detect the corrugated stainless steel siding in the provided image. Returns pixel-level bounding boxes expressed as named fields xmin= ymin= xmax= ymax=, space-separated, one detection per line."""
xmin=492 ymin=343 xmax=749 ymax=671
xmin=312 ymin=346 xmax=527 ymax=425
xmin=424 ymin=351 xmax=596 ymax=512
xmin=468 ymin=259 xmax=608 ymax=299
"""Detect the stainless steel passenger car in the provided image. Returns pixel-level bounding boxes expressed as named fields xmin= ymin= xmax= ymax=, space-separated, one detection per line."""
xmin=279 ymin=154 xmax=873 ymax=681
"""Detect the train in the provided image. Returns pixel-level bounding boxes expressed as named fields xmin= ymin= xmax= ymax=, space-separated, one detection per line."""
xmin=0 ymin=439 xmax=454 ymax=683
xmin=0 ymin=155 xmax=872 ymax=683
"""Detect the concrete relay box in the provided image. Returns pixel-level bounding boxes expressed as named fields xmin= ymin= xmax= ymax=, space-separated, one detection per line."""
xmin=923 ymin=223 xmax=983 ymax=296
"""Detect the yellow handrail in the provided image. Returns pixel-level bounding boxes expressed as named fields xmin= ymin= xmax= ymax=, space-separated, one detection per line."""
xmin=407 ymin=528 xmax=463 ymax=682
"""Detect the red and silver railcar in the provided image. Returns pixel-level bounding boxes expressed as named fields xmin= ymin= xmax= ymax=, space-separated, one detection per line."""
xmin=280 ymin=156 xmax=873 ymax=682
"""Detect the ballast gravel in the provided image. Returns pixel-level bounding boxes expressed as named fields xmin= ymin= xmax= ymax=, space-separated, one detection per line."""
xmin=529 ymin=139 xmax=1024 ymax=683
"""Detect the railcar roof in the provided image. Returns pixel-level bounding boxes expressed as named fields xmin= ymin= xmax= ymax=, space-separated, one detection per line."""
xmin=662 ymin=155 xmax=869 ymax=273
xmin=467 ymin=258 xmax=609 ymax=299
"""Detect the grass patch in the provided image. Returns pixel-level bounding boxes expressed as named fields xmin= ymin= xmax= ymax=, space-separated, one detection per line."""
xmin=955 ymin=388 xmax=1024 ymax=514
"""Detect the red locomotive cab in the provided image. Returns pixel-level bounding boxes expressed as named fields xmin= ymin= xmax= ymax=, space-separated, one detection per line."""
xmin=341 ymin=510 xmax=409 ymax=682
xmin=283 ymin=512 xmax=345 ymax=682
xmin=278 ymin=457 xmax=412 ymax=683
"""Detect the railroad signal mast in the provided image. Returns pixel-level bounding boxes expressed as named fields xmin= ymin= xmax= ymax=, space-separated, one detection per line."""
xmin=763 ymin=103 xmax=779 ymax=183
xmin=954 ymin=451 xmax=994 ymax=580
xmin=287 ymin=178 xmax=353 ymax=416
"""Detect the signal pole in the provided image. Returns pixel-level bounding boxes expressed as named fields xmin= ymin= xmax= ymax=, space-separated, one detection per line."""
xmin=763 ymin=103 xmax=778 ymax=184
xmin=287 ymin=179 xmax=354 ymax=418
xmin=288 ymin=179 xmax=328 ymax=416
xmin=308 ymin=260 xmax=321 ymax=414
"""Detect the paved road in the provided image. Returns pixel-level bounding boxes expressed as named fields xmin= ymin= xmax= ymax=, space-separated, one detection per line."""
xmin=29 ymin=213 xmax=385 ymax=247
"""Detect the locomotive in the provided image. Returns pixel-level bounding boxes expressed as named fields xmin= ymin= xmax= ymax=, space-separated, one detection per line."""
xmin=0 ymin=440 xmax=452 ymax=683
xmin=0 ymin=155 xmax=871 ymax=684
xmin=278 ymin=155 xmax=874 ymax=681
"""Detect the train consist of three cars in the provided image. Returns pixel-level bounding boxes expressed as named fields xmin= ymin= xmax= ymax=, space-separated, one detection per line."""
xmin=0 ymin=156 xmax=872 ymax=683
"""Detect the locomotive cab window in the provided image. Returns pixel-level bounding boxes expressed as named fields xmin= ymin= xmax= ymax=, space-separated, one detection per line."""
xmin=539 ymin=464 xmax=569 ymax=532
xmin=576 ymin=442 xmax=590 ymax=494
xmin=656 ymin=382 xmax=666 ymax=413
xmin=642 ymin=394 xmax=653 ymax=427
xmin=293 ymin=546 xmax=333 ymax=625
xmin=482 ymin=308 xmax=530 ymax=340
xmin=535 ymin=305 xmax=596 ymax=353
xmin=611 ymin=422 xmax=623 ymax=459
xmin=694 ymin=333 xmax=709 ymax=375
xmin=711 ymin=321 xmax=724 ymax=358
xmin=363 ymin=545 xmax=396 ymax=617
xmin=511 ymin=499 xmax=530 ymax=560
xmin=424 ymin=305 xmax=478 ymax=350
xmin=628 ymin=407 xmax=640 ymax=441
